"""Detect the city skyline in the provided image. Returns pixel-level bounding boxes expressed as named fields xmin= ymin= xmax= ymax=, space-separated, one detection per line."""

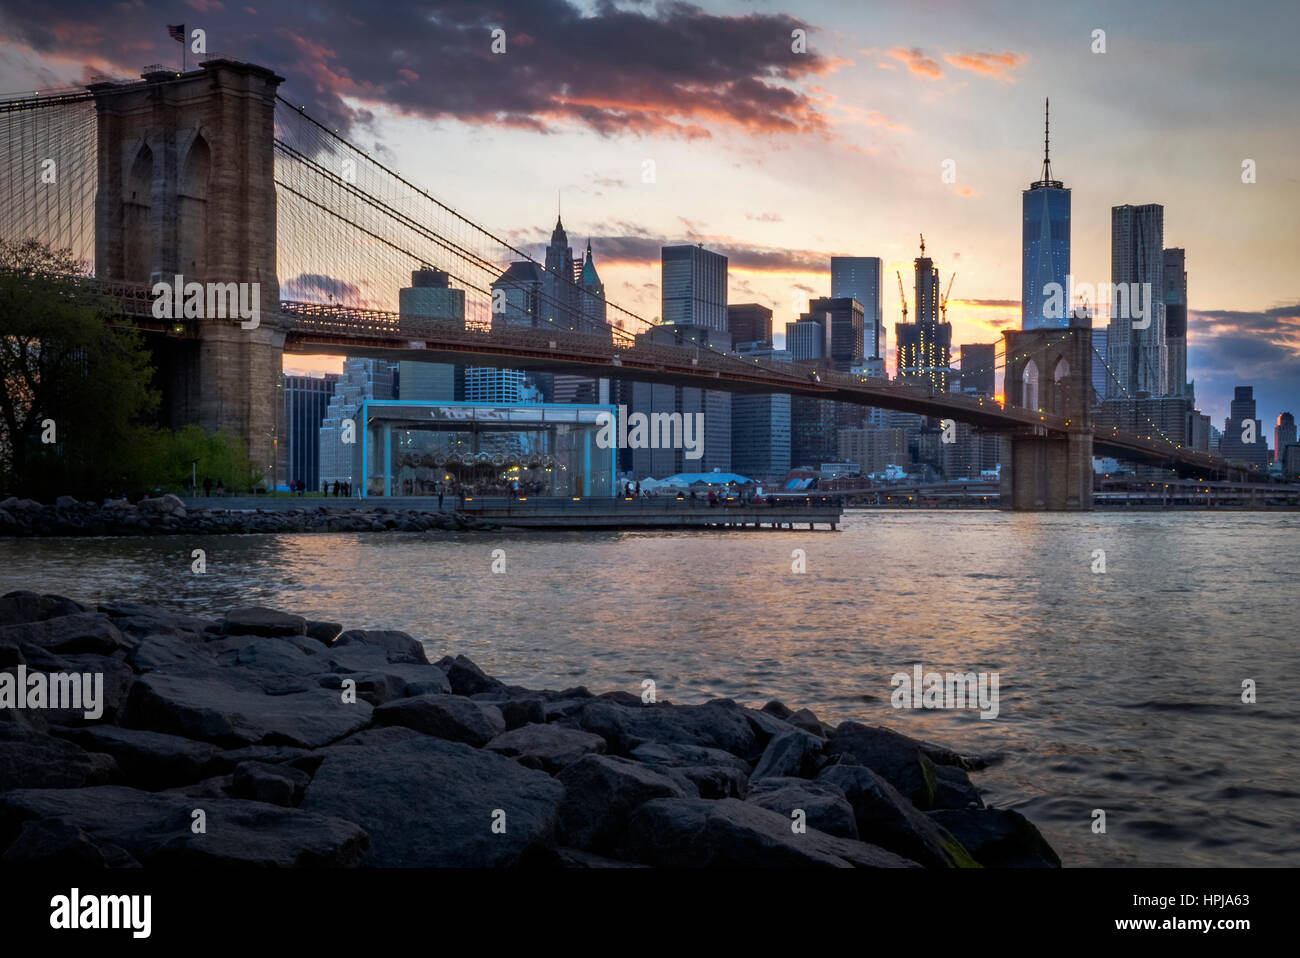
xmin=0 ymin=0 xmax=1295 ymax=430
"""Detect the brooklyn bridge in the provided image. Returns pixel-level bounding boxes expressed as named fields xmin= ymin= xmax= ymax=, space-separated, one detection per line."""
xmin=0 ymin=56 xmax=1273 ymax=510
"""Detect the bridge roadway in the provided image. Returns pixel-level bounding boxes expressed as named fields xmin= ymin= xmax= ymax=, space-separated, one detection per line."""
xmin=84 ymin=277 xmax=1263 ymax=482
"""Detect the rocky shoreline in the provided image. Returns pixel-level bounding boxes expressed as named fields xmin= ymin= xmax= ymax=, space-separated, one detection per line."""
xmin=0 ymin=495 xmax=494 ymax=537
xmin=0 ymin=593 xmax=1061 ymax=868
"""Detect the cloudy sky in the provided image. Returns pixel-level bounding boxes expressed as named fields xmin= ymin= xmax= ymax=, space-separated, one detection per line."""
xmin=1 ymin=0 xmax=1296 ymax=432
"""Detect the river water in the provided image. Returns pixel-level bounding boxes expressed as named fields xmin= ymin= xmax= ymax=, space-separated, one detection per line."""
xmin=3 ymin=510 xmax=1296 ymax=867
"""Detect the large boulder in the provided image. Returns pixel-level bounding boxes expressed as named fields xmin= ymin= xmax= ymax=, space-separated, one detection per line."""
xmin=372 ymin=693 xmax=505 ymax=747
xmin=0 ymin=726 xmax=119 ymax=791
xmin=556 ymin=755 xmax=687 ymax=853
xmin=0 ymin=592 xmax=87 ymax=626
xmin=566 ymin=700 xmax=756 ymax=757
xmin=745 ymin=778 xmax=859 ymax=840
xmin=334 ymin=629 xmax=427 ymax=665
xmin=751 ymin=729 xmax=824 ymax=781
xmin=301 ymin=736 xmax=563 ymax=866
xmin=137 ymin=493 xmax=186 ymax=517
xmin=824 ymin=723 xmax=939 ymax=809
xmin=817 ymin=764 xmax=977 ymax=868
xmin=220 ymin=607 xmax=307 ymax=638
xmin=124 ymin=672 xmax=372 ymax=748
xmin=623 ymin=798 xmax=920 ymax=868
xmin=1 ymin=818 xmax=139 ymax=867
xmin=231 ymin=761 xmax=311 ymax=807
xmin=0 ymin=612 xmax=130 ymax=656
xmin=927 ymin=808 xmax=1061 ymax=867
xmin=627 ymin=741 xmax=752 ymax=799
xmin=1 ymin=785 xmax=367 ymax=866
xmin=52 ymin=727 xmax=220 ymax=791
xmin=485 ymin=723 xmax=606 ymax=773
xmin=434 ymin=654 xmax=505 ymax=696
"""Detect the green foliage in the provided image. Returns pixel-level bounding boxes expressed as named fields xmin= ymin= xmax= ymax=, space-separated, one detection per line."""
xmin=132 ymin=425 xmax=260 ymax=496
xmin=0 ymin=239 xmax=159 ymax=499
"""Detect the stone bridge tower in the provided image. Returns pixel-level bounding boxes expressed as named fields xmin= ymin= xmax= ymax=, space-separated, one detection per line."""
xmin=1000 ymin=314 xmax=1094 ymax=510
xmin=90 ymin=59 xmax=286 ymax=487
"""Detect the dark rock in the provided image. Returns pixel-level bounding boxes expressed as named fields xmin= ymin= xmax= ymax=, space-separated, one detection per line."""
xmin=556 ymin=754 xmax=687 ymax=853
xmin=41 ymin=654 xmax=135 ymax=725
xmin=553 ymin=847 xmax=649 ymax=868
xmin=933 ymin=763 xmax=983 ymax=810
xmin=1 ymin=785 xmax=368 ymax=866
xmin=302 ymin=736 xmax=563 ymax=866
xmin=918 ymin=739 xmax=991 ymax=771
xmin=373 ymin=693 xmax=505 ymax=746
xmin=624 ymin=798 xmax=920 ymax=868
xmin=0 ymin=612 xmax=130 ymax=656
xmin=304 ymin=620 xmax=343 ymax=646
xmin=52 ymin=727 xmax=219 ymax=790
xmin=220 ymin=607 xmax=307 ymax=638
xmin=745 ymin=777 xmax=859 ymax=840
xmin=1 ymin=818 xmax=139 ymax=867
xmin=486 ymin=723 xmax=606 ymax=773
xmin=209 ymin=745 xmax=313 ymax=773
xmin=761 ymin=700 xmax=793 ymax=720
xmin=434 ymin=654 xmax=505 ymax=696
xmin=0 ymin=725 xmax=119 ymax=791
xmin=125 ymin=672 xmax=372 ymax=748
xmin=627 ymin=742 xmax=751 ymax=798
xmin=817 ymin=764 xmax=977 ymax=868
xmin=0 ymin=592 xmax=88 ymax=626
xmin=567 ymin=700 xmax=756 ymax=757
xmin=787 ymin=708 xmax=828 ymax=738
xmin=231 ymin=761 xmax=311 ymax=807
xmin=596 ymin=690 xmax=642 ymax=707
xmin=927 ymin=808 xmax=1061 ymax=867
xmin=825 ymin=723 xmax=939 ymax=809
xmin=334 ymin=629 xmax=427 ymax=665
xmin=328 ymin=727 xmax=424 ymax=748
xmin=751 ymin=729 xmax=824 ymax=781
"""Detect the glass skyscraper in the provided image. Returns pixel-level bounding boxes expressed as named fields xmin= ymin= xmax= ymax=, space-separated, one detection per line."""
xmin=830 ymin=256 xmax=884 ymax=358
xmin=1022 ymin=100 xmax=1071 ymax=330
xmin=661 ymin=244 xmax=728 ymax=330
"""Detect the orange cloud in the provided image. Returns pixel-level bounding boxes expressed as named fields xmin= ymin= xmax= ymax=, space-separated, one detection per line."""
xmin=887 ymin=47 xmax=943 ymax=80
xmin=955 ymin=185 xmax=979 ymax=198
xmin=942 ymin=51 xmax=1028 ymax=81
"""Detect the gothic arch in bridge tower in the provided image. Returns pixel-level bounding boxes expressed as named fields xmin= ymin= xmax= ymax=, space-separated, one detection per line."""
xmin=122 ymin=142 xmax=153 ymax=284
xmin=1052 ymin=356 xmax=1070 ymax=416
xmin=1022 ymin=358 xmax=1039 ymax=411
xmin=177 ymin=132 xmax=211 ymax=281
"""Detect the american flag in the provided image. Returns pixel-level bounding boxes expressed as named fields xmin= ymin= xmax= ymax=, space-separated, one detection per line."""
xmin=167 ymin=24 xmax=185 ymax=43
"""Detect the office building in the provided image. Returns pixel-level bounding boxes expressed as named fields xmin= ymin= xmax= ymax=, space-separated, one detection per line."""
xmin=1107 ymin=203 xmax=1167 ymax=397
xmin=662 ymin=244 xmax=728 ymax=331
xmin=1022 ymin=99 xmax=1071 ymax=330
xmin=285 ymin=373 xmax=339 ymax=492
xmin=399 ymin=268 xmax=464 ymax=402
xmin=319 ymin=358 xmax=398 ymax=488
xmin=807 ymin=297 xmax=865 ymax=371
xmin=831 ymin=256 xmax=884 ymax=358
xmin=1163 ymin=248 xmax=1190 ymax=400
xmin=732 ymin=341 xmax=791 ymax=478
xmin=1219 ymin=386 xmax=1268 ymax=467
xmin=960 ymin=343 xmax=996 ymax=397
xmin=727 ymin=303 xmax=773 ymax=345
xmin=1275 ymin=412 xmax=1296 ymax=462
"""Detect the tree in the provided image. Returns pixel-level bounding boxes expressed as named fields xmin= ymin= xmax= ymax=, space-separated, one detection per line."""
xmin=0 ymin=239 xmax=158 ymax=499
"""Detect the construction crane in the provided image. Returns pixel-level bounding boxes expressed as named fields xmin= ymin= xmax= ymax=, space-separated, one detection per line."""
xmin=896 ymin=269 xmax=908 ymax=322
xmin=940 ymin=272 xmax=956 ymax=322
